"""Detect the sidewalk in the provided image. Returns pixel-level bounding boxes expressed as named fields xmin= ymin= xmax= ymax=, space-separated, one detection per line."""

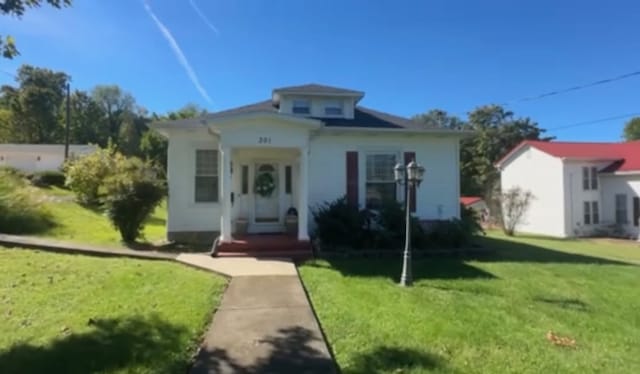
xmin=190 ymin=275 xmax=336 ymax=374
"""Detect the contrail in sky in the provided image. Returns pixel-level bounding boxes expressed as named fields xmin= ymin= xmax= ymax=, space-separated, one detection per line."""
xmin=189 ymin=0 xmax=220 ymax=36
xmin=142 ymin=0 xmax=213 ymax=104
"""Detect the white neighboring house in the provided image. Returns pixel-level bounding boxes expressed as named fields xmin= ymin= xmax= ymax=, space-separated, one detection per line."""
xmin=497 ymin=140 xmax=640 ymax=240
xmin=0 ymin=144 xmax=97 ymax=172
xmin=153 ymin=83 xmax=468 ymax=244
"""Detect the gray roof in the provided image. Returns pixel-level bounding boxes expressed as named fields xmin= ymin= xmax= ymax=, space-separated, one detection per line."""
xmin=273 ymin=83 xmax=364 ymax=96
xmin=206 ymin=99 xmax=440 ymax=130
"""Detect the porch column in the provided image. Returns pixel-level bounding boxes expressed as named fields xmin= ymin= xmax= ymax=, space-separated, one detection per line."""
xmin=220 ymin=145 xmax=233 ymax=242
xmin=298 ymin=146 xmax=310 ymax=241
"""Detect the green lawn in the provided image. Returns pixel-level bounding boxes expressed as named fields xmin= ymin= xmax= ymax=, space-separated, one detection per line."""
xmin=35 ymin=187 xmax=167 ymax=248
xmin=299 ymin=232 xmax=640 ymax=373
xmin=0 ymin=246 xmax=226 ymax=373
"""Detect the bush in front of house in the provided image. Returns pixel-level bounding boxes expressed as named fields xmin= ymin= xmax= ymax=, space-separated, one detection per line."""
xmin=0 ymin=169 xmax=54 ymax=234
xmin=29 ymin=170 xmax=66 ymax=188
xmin=312 ymin=197 xmax=366 ymax=250
xmin=65 ymin=146 xmax=120 ymax=205
xmin=102 ymin=157 xmax=165 ymax=243
xmin=313 ymin=197 xmax=482 ymax=252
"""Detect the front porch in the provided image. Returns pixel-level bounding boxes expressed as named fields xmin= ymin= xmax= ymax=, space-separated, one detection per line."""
xmin=218 ymin=144 xmax=310 ymax=244
xmin=215 ymin=234 xmax=313 ymax=259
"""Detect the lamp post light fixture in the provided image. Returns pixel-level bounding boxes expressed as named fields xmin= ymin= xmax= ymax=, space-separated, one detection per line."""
xmin=394 ymin=159 xmax=425 ymax=287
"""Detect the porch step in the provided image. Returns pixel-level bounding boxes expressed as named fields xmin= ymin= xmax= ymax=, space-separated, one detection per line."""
xmin=216 ymin=234 xmax=312 ymax=259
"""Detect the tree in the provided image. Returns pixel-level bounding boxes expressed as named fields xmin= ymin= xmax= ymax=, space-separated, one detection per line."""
xmin=461 ymin=105 xmax=551 ymax=198
xmin=499 ymin=187 xmax=534 ymax=236
xmin=91 ymin=85 xmax=135 ymax=142
xmin=622 ymin=117 xmax=640 ymax=141
xmin=0 ymin=64 xmax=69 ymax=143
xmin=413 ymin=109 xmax=465 ymax=130
xmin=66 ymin=90 xmax=109 ymax=145
xmin=1 ymin=0 xmax=72 ymax=58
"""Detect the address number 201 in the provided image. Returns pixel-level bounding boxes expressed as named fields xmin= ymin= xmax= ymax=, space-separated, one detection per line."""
xmin=258 ymin=137 xmax=271 ymax=144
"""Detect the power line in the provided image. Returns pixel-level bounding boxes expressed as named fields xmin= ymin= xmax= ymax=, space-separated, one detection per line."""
xmin=502 ymin=69 xmax=640 ymax=105
xmin=547 ymin=112 xmax=640 ymax=132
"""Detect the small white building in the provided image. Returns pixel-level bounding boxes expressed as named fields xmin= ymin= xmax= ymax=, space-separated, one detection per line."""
xmin=0 ymin=144 xmax=97 ymax=172
xmin=153 ymin=84 xmax=468 ymax=244
xmin=497 ymin=140 xmax=640 ymax=239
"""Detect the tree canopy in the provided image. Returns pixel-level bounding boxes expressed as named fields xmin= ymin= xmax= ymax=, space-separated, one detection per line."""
xmin=622 ymin=117 xmax=640 ymax=141
xmin=1 ymin=0 xmax=72 ymax=58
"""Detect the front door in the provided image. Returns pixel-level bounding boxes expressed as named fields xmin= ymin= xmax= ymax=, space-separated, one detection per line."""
xmin=254 ymin=162 xmax=280 ymax=223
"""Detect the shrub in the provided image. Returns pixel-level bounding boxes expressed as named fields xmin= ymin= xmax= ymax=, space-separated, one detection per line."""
xmin=65 ymin=146 xmax=120 ymax=205
xmin=498 ymin=187 xmax=534 ymax=236
xmin=312 ymin=196 xmax=365 ymax=250
xmin=371 ymin=199 xmax=425 ymax=249
xmin=102 ymin=157 xmax=165 ymax=243
xmin=0 ymin=169 xmax=54 ymax=234
xmin=29 ymin=170 xmax=66 ymax=188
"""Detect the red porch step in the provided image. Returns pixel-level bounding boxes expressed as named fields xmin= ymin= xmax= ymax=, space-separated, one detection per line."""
xmin=216 ymin=234 xmax=312 ymax=259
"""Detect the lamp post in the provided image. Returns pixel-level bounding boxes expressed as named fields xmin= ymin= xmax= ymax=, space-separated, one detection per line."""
xmin=394 ymin=159 xmax=425 ymax=287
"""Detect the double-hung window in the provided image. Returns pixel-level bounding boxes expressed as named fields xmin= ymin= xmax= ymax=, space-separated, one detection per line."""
xmin=582 ymin=166 xmax=599 ymax=190
xmin=582 ymin=167 xmax=590 ymax=190
xmin=324 ymin=100 xmax=343 ymax=116
xmin=292 ymin=99 xmax=311 ymax=114
xmin=365 ymin=153 xmax=398 ymax=209
xmin=583 ymin=201 xmax=599 ymax=225
xmin=583 ymin=201 xmax=591 ymax=225
xmin=615 ymin=194 xmax=628 ymax=224
xmin=195 ymin=150 xmax=218 ymax=202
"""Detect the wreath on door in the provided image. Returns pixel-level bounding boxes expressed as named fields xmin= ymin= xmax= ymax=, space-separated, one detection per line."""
xmin=254 ymin=171 xmax=276 ymax=197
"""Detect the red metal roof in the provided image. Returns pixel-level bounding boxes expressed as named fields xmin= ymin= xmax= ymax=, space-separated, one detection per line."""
xmin=460 ymin=196 xmax=483 ymax=206
xmin=497 ymin=140 xmax=640 ymax=173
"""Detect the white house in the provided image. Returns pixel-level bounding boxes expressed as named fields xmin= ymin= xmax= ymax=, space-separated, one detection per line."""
xmin=497 ymin=140 xmax=640 ymax=240
xmin=0 ymin=144 xmax=97 ymax=172
xmin=153 ymin=84 xmax=467 ymax=245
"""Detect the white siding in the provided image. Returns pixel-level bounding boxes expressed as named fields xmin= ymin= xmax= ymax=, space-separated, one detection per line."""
xmin=561 ymin=161 xmax=611 ymax=237
xmin=500 ymin=146 xmax=566 ymax=237
xmin=308 ymin=133 xmax=460 ymax=220
xmin=279 ymin=96 xmax=354 ymax=119
xmin=166 ymin=129 xmax=221 ymax=233
xmin=600 ymin=174 xmax=640 ymax=240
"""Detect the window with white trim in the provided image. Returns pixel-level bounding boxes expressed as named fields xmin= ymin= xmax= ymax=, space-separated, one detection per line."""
xmin=365 ymin=153 xmax=397 ymax=209
xmin=583 ymin=201 xmax=599 ymax=225
xmin=582 ymin=167 xmax=589 ymax=190
xmin=590 ymin=167 xmax=598 ymax=189
xmin=195 ymin=150 xmax=218 ymax=202
xmin=615 ymin=194 xmax=627 ymax=224
xmin=292 ymin=99 xmax=310 ymax=114
xmin=324 ymin=99 xmax=343 ymax=116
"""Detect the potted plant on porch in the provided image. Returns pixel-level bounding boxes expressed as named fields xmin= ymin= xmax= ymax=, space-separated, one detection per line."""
xmin=285 ymin=207 xmax=298 ymax=236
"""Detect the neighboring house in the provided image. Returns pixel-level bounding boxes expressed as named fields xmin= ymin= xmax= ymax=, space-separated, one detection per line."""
xmin=0 ymin=144 xmax=97 ymax=172
xmin=497 ymin=140 xmax=640 ymax=240
xmin=153 ymin=83 xmax=468 ymax=244
xmin=461 ymin=196 xmax=489 ymax=222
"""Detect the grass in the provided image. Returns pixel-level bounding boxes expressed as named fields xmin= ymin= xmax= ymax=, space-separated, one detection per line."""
xmin=299 ymin=232 xmax=640 ymax=373
xmin=35 ymin=187 xmax=167 ymax=247
xmin=0 ymin=246 xmax=226 ymax=373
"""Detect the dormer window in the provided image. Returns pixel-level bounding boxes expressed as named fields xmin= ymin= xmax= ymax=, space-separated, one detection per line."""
xmin=324 ymin=100 xmax=343 ymax=116
xmin=292 ymin=99 xmax=310 ymax=114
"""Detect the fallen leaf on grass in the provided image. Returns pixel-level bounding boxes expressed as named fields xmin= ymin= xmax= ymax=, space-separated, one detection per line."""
xmin=546 ymin=331 xmax=576 ymax=348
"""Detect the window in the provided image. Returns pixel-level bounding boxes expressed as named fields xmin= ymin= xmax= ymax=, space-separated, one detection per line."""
xmin=633 ymin=197 xmax=639 ymax=227
xmin=583 ymin=201 xmax=591 ymax=225
xmin=582 ymin=167 xmax=589 ymax=190
xmin=324 ymin=100 xmax=343 ymax=116
xmin=195 ymin=150 xmax=218 ymax=202
xmin=365 ymin=153 xmax=397 ymax=209
xmin=292 ymin=99 xmax=310 ymax=114
xmin=590 ymin=167 xmax=598 ymax=190
xmin=615 ymin=194 xmax=628 ymax=224
xmin=591 ymin=201 xmax=599 ymax=224
xmin=285 ymin=165 xmax=292 ymax=194
xmin=241 ymin=165 xmax=249 ymax=195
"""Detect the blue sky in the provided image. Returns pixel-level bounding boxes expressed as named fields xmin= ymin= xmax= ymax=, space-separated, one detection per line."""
xmin=1 ymin=0 xmax=639 ymax=141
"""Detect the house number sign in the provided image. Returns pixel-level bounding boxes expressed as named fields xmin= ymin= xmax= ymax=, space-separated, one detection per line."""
xmin=258 ymin=137 xmax=272 ymax=144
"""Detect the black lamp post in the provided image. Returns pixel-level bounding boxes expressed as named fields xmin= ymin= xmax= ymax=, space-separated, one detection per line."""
xmin=394 ymin=159 xmax=425 ymax=287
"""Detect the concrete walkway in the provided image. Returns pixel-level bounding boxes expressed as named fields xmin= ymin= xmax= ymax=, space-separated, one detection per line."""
xmin=177 ymin=254 xmax=298 ymax=277
xmin=0 ymin=234 xmax=176 ymax=260
xmin=191 ymin=275 xmax=336 ymax=374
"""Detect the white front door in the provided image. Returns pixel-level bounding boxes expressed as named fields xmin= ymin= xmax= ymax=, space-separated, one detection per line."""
xmin=254 ymin=162 xmax=280 ymax=224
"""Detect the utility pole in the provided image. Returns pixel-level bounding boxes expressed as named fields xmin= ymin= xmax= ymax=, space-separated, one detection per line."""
xmin=64 ymin=82 xmax=70 ymax=160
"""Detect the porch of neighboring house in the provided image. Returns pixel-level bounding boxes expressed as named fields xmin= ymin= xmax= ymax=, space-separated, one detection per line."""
xmin=214 ymin=145 xmax=311 ymax=256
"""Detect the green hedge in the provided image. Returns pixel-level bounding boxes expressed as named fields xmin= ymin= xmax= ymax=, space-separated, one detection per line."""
xmin=29 ymin=171 xmax=66 ymax=188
